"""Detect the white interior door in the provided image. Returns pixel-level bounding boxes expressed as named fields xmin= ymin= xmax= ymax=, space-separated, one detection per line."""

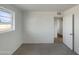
xmin=63 ymin=14 xmax=73 ymax=50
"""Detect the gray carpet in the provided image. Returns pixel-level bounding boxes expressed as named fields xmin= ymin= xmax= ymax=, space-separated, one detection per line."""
xmin=13 ymin=43 xmax=76 ymax=55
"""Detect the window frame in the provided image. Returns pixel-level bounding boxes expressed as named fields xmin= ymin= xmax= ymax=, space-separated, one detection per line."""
xmin=0 ymin=7 xmax=15 ymax=33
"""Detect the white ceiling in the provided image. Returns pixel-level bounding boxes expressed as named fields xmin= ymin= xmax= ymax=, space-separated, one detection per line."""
xmin=14 ymin=4 xmax=76 ymax=12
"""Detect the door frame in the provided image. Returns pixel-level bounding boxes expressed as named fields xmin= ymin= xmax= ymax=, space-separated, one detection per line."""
xmin=72 ymin=14 xmax=75 ymax=51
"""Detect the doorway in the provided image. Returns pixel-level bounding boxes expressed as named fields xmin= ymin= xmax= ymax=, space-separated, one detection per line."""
xmin=54 ymin=14 xmax=75 ymax=51
xmin=54 ymin=17 xmax=63 ymax=44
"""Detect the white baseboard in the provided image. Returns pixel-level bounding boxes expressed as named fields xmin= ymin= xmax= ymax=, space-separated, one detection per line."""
xmin=75 ymin=50 xmax=79 ymax=55
xmin=0 ymin=43 xmax=22 ymax=55
xmin=23 ymin=42 xmax=54 ymax=44
xmin=0 ymin=51 xmax=12 ymax=55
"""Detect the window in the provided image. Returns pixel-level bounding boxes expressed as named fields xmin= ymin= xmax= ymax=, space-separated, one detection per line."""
xmin=0 ymin=7 xmax=15 ymax=33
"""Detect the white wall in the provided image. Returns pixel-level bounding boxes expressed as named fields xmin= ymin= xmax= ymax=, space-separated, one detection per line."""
xmin=74 ymin=6 xmax=79 ymax=54
xmin=57 ymin=18 xmax=63 ymax=35
xmin=74 ymin=12 xmax=79 ymax=54
xmin=23 ymin=12 xmax=56 ymax=43
xmin=63 ymin=5 xmax=79 ymax=54
xmin=58 ymin=19 xmax=63 ymax=35
xmin=54 ymin=19 xmax=58 ymax=38
xmin=0 ymin=5 xmax=23 ymax=54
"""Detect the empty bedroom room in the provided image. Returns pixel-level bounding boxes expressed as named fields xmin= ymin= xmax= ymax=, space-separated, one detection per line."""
xmin=0 ymin=4 xmax=79 ymax=55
